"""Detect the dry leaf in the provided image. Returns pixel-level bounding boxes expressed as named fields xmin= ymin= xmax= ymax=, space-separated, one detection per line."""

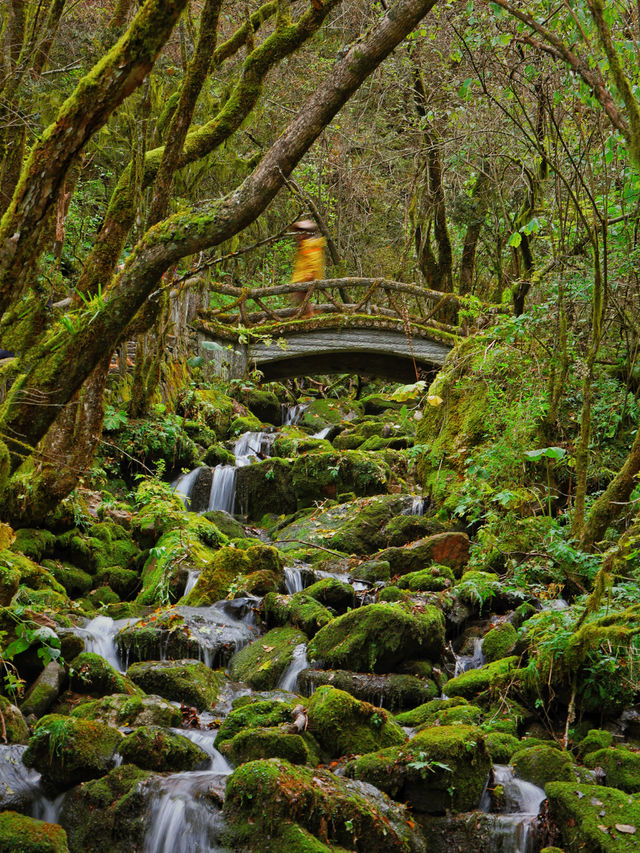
xmin=615 ymin=824 xmax=636 ymax=834
xmin=427 ymin=394 xmax=443 ymax=407
xmin=597 ymin=825 xmax=609 ymax=833
xmin=262 ymin=645 xmax=274 ymax=652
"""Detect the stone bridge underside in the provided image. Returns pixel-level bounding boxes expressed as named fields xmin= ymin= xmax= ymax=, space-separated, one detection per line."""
xmin=199 ymin=326 xmax=453 ymax=381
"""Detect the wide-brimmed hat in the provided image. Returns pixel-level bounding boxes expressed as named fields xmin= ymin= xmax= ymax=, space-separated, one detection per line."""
xmin=291 ymin=219 xmax=318 ymax=233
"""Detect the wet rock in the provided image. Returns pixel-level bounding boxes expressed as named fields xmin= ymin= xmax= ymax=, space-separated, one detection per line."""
xmin=444 ymin=656 xmax=520 ymax=701
xmin=376 ymin=531 xmax=470 ymax=576
xmin=119 ymin=725 xmax=209 ymax=772
xmin=23 ymin=714 xmax=122 ymax=789
xmin=350 ymin=559 xmax=391 ymax=582
xmin=263 ymin=591 xmax=333 ymax=637
xmin=307 ymin=602 xmax=445 ymax=673
xmin=481 ymin=622 xmax=517 ymax=662
xmin=300 ymin=669 xmax=437 ymax=711
xmin=21 ymin=661 xmax=66 ymax=718
xmin=184 ymin=543 xmax=283 ymax=606
xmin=215 ymin=698 xmax=297 ymax=749
xmin=223 ymin=758 xmax=425 ymax=852
xmin=346 ymin=724 xmax=491 ymax=814
xmin=188 ymin=466 xmax=213 ymax=512
xmin=306 ymin=686 xmax=406 ymax=758
xmin=68 ymin=652 xmax=139 ymax=697
xmin=70 ymin=693 xmax=181 ymax=728
xmin=484 ymin=731 xmax=521 ymax=764
xmin=585 ymin=747 xmax=640 ymax=793
xmin=546 ymin=782 xmax=640 ymax=851
xmin=221 ymin=726 xmax=320 ymax=767
xmin=511 ymin=744 xmax=590 ymax=788
xmin=60 ymin=764 xmax=151 ymax=853
xmin=228 ymin=627 xmax=307 ymax=690
xmin=127 ymin=659 xmax=224 ymax=711
xmin=0 ymin=811 xmax=69 ymax=852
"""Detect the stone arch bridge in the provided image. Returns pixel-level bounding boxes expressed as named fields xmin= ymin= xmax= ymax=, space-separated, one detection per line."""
xmin=193 ymin=278 xmax=502 ymax=381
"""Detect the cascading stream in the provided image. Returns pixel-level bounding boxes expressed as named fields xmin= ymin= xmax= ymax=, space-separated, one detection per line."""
xmin=483 ymin=765 xmax=546 ymax=853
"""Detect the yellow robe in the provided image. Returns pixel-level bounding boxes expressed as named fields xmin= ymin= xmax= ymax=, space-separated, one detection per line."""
xmin=291 ymin=235 xmax=326 ymax=283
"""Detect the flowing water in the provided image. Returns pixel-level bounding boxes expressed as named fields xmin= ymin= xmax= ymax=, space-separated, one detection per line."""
xmin=277 ymin=643 xmax=309 ymax=692
xmin=482 ymin=765 xmax=546 ymax=853
xmin=284 ymin=566 xmax=305 ymax=594
xmin=282 ymin=403 xmax=309 ymax=425
xmin=74 ymin=615 xmax=136 ymax=672
xmin=207 ymin=465 xmax=237 ymax=513
xmin=454 ymin=636 xmax=486 ymax=676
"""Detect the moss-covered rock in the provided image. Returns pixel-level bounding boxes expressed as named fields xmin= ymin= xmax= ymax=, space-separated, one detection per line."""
xmin=350 ymin=559 xmax=391 ymax=582
xmin=42 ymin=561 xmax=93 ymax=597
xmin=263 ymin=591 xmax=333 ymax=637
xmin=0 ymin=696 xmax=29 ymax=743
xmin=455 ymin=570 xmax=504 ymax=610
xmin=308 ymin=602 xmax=445 ymax=673
xmin=546 ymin=781 xmax=640 ymax=852
xmin=396 ymin=565 xmax=455 ymax=592
xmin=215 ymin=699 xmax=296 ymax=748
xmin=56 ymin=523 xmax=139 ymax=575
xmin=0 ymin=550 xmax=66 ymax=595
xmin=23 ymin=714 xmax=122 ymax=789
xmin=346 ymin=724 xmax=491 ymax=814
xmin=300 ymin=669 xmax=438 ymax=712
xmin=223 ymin=758 xmax=424 ymax=852
xmin=94 ymin=567 xmax=139 ymax=600
xmin=585 ymin=748 xmax=640 ymax=793
xmin=306 ymin=686 xmax=405 ymax=758
xmin=126 ymin=659 xmax=223 ymax=710
xmin=382 ymin=512 xmax=442 ymax=547
xmin=0 ymin=556 xmax=20 ymax=604
xmin=483 ymin=731 xmax=521 ymax=764
xmin=228 ymin=627 xmax=307 ymax=690
xmin=201 ymin=509 xmax=248 ymax=540
xmin=119 ymin=725 xmax=208 ymax=771
xmin=68 ymin=652 xmax=139 ymax=697
xmin=21 ymin=661 xmax=66 ymax=718
xmin=377 ymin=532 xmax=470 ymax=577
xmin=136 ymin=527 xmax=213 ymax=606
xmin=482 ymin=622 xmax=517 ymax=662
xmin=511 ymin=744 xmax=587 ymax=789
xmin=234 ymin=386 xmax=281 ymax=423
xmin=59 ymin=764 xmax=151 ymax=853
xmin=70 ymin=693 xmax=181 ymax=727
xmin=11 ymin=529 xmax=56 ymax=563
xmin=394 ymin=696 xmax=471 ymax=727
xmin=576 ymin=729 xmax=615 ymax=760
xmin=0 ymin=811 xmax=69 ymax=852
xmin=444 ymin=656 xmax=520 ymax=700
xmin=184 ymin=543 xmax=283 ymax=606
xmin=302 ymin=577 xmax=355 ymax=611
xmin=221 ymin=726 xmax=319 ymax=767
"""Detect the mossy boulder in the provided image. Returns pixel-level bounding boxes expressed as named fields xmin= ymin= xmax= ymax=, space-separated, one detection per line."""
xmin=308 ymin=602 xmax=445 ymax=673
xmin=395 ymin=696 xmax=471 ymax=727
xmin=223 ymin=758 xmax=424 ymax=852
xmin=184 ymin=543 xmax=283 ymax=606
xmin=444 ymin=656 xmax=520 ymax=700
xmin=68 ymin=652 xmax=139 ymax=698
xmin=0 ymin=550 xmax=66 ymax=595
xmin=346 ymin=724 xmax=491 ymax=814
xmin=396 ymin=565 xmax=455 ymax=592
xmin=0 ymin=696 xmax=29 ymax=743
xmin=0 ymin=811 xmax=69 ymax=853
xmin=56 ymin=523 xmax=139 ymax=575
xmin=126 ymin=659 xmax=223 ymax=711
xmin=11 ymin=529 xmax=56 ymax=563
xmin=42 ymin=561 xmax=93 ymax=597
xmin=382 ymin=512 xmax=442 ymax=547
xmin=215 ymin=699 xmax=297 ymax=748
xmin=221 ymin=726 xmax=320 ymax=767
xmin=377 ymin=532 xmax=470 ymax=577
xmin=0 ymin=555 xmax=20 ymax=604
xmin=484 ymin=731 xmax=521 ymax=764
xmin=482 ymin=622 xmax=517 ymax=662
xmin=511 ymin=744 xmax=587 ymax=789
xmin=350 ymin=559 xmax=391 ymax=582
xmin=263 ymin=591 xmax=333 ymax=637
xmin=577 ymin=729 xmax=615 ymax=759
xmin=585 ymin=748 xmax=640 ymax=793
xmin=136 ymin=527 xmax=214 ymax=606
xmin=228 ymin=627 xmax=307 ymax=690
xmin=119 ymin=725 xmax=208 ymax=771
xmin=455 ymin=570 xmax=504 ymax=610
xmin=202 ymin=509 xmax=249 ymax=540
xmin=303 ymin=577 xmax=355 ymax=611
xmin=234 ymin=386 xmax=281 ymax=423
xmin=21 ymin=661 xmax=66 ymax=718
xmin=300 ymin=669 xmax=438 ymax=712
xmin=93 ymin=567 xmax=139 ymax=600
xmin=306 ymin=685 xmax=405 ymax=757
xmin=546 ymin=782 xmax=640 ymax=852
xmin=23 ymin=714 xmax=122 ymax=789
xmin=299 ymin=398 xmax=364 ymax=430
xmin=70 ymin=692 xmax=181 ymax=727
xmin=59 ymin=764 xmax=151 ymax=853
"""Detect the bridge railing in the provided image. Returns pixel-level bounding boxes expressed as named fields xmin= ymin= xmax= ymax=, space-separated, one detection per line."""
xmin=197 ymin=277 xmax=507 ymax=336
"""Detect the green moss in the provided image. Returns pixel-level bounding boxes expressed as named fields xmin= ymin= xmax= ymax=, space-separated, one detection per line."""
xmin=302 ymin=577 xmax=355 ymax=611
xmin=546 ymin=782 xmax=640 ymax=852
xmin=395 ymin=696 xmax=470 ymax=727
xmin=445 ymin=656 xmax=520 ymax=700
xmin=126 ymin=659 xmax=224 ymax=710
xmin=230 ymin=413 xmax=262 ymax=435
xmin=0 ymin=811 xmax=69 ymax=852
xmin=202 ymin=509 xmax=247 ymax=539
xmin=378 ymin=585 xmax=409 ymax=602
xmin=511 ymin=744 xmax=587 ymax=789
xmin=184 ymin=543 xmax=283 ymax=606
xmin=42 ymin=560 xmax=93 ymax=597
xmin=585 ymin=748 xmax=640 ymax=793
xmin=576 ymin=729 xmax=615 ymax=759
xmin=229 ymin=627 xmax=307 ymax=690
xmin=263 ymin=591 xmax=333 ymax=636
xmin=23 ymin=714 xmax=122 ymax=789
xmin=11 ymin=528 xmax=56 ymax=562
xmin=119 ymin=725 xmax=208 ymax=771
xmin=70 ymin=693 xmax=181 ymax=727
xmin=301 ymin=670 xmax=437 ymax=712
xmin=59 ymin=764 xmax=151 ymax=853
xmin=0 ymin=550 xmax=66 ymax=594
xmin=382 ymin=513 xmax=441 ymax=547
xmin=482 ymin=622 xmax=517 ymax=662
xmin=215 ymin=699 xmax=296 ymax=748
xmin=455 ymin=570 xmax=502 ymax=608
xmin=223 ymin=758 xmax=421 ymax=852
xmin=484 ymin=731 xmax=521 ymax=764
xmin=88 ymin=585 xmax=120 ymax=606
xmin=0 ymin=696 xmax=29 ymax=743
xmin=69 ymin=652 xmax=140 ymax=697
xmin=350 ymin=559 xmax=391 ymax=582
xmin=222 ymin=726 xmax=320 ymax=767
xmin=346 ymin=724 xmax=491 ymax=814
xmin=94 ymin=566 xmax=139 ymax=599
xmin=396 ymin=565 xmax=455 ymax=592
xmin=0 ymin=558 xmax=20 ymax=604
xmin=306 ymin=685 xmax=405 ymax=758
xmin=307 ymin=602 xmax=445 ymax=673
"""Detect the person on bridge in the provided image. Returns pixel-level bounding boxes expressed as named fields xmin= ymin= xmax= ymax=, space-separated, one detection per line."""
xmin=289 ymin=219 xmax=326 ymax=318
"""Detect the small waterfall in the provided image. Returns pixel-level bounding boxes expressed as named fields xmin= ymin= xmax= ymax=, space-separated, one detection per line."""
xmin=233 ymin=431 xmax=275 ymax=466
xmin=143 ymin=771 xmax=231 ymax=853
xmin=171 ymin=729 xmax=232 ymax=774
xmin=173 ymin=468 xmax=203 ymax=506
xmin=208 ymin=465 xmax=237 ymax=514
xmin=485 ymin=765 xmax=546 ymax=853
xmin=0 ymin=745 xmax=41 ymax=811
xmin=313 ymin=426 xmax=331 ymax=439
xmin=454 ymin=637 xmax=485 ymax=677
xmin=77 ymin=615 xmax=132 ymax=672
xmin=278 ymin=644 xmax=308 ymax=693
xmin=284 ymin=567 xmax=304 ymax=595
xmin=282 ymin=403 xmax=309 ymax=426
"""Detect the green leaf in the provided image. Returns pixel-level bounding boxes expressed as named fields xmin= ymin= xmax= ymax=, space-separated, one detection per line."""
xmin=507 ymin=231 xmax=522 ymax=248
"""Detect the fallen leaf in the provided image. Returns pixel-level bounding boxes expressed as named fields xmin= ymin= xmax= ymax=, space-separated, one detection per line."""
xmin=591 ymin=798 xmax=603 ymax=806
xmin=615 ymin=824 xmax=636 ymax=834
xmin=597 ymin=825 xmax=609 ymax=833
xmin=262 ymin=645 xmax=274 ymax=652
xmin=427 ymin=394 xmax=443 ymax=407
